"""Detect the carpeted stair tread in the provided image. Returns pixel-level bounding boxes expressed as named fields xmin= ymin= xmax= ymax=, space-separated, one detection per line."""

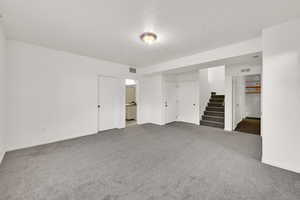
xmin=208 ymin=102 xmax=224 ymax=106
xmin=203 ymin=115 xmax=224 ymax=119
xmin=206 ymin=107 xmax=224 ymax=112
xmin=200 ymin=120 xmax=224 ymax=124
xmin=204 ymin=111 xmax=224 ymax=117
xmin=200 ymin=120 xmax=225 ymax=128
xmin=202 ymin=115 xmax=224 ymax=123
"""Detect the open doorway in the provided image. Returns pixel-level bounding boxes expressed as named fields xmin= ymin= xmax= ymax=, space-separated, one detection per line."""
xmin=125 ymin=79 xmax=137 ymax=127
xmin=232 ymin=74 xmax=261 ymax=135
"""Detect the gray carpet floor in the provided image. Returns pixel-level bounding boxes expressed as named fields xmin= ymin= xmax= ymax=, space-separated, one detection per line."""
xmin=0 ymin=122 xmax=299 ymax=200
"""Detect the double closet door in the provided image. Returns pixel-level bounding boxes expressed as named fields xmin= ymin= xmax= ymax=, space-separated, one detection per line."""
xmin=164 ymin=80 xmax=199 ymax=125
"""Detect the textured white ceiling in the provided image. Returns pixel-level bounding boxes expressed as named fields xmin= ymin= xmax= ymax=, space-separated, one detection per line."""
xmin=1 ymin=0 xmax=300 ymax=67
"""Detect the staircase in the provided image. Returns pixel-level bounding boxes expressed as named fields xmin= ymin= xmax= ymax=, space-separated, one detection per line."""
xmin=200 ymin=92 xmax=225 ymax=129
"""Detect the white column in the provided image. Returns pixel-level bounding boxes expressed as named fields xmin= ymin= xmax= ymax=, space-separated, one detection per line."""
xmin=262 ymin=19 xmax=300 ymax=173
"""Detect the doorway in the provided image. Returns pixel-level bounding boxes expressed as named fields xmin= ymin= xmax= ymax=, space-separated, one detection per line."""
xmin=232 ymin=74 xmax=261 ymax=135
xmin=125 ymin=79 xmax=137 ymax=127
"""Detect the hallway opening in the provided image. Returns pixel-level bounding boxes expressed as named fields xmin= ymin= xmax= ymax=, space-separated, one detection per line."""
xmin=233 ymin=74 xmax=261 ymax=135
xmin=125 ymin=79 xmax=137 ymax=127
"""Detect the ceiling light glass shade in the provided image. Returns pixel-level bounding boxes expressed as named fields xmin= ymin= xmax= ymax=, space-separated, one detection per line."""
xmin=140 ymin=32 xmax=157 ymax=45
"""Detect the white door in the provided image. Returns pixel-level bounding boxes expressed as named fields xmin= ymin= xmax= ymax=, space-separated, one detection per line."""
xmin=177 ymin=81 xmax=199 ymax=124
xmin=165 ymin=82 xmax=177 ymax=124
xmin=98 ymin=76 xmax=123 ymax=131
xmin=233 ymin=76 xmax=246 ymax=128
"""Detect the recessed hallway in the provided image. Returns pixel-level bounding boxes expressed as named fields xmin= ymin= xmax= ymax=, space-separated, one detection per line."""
xmin=0 ymin=123 xmax=299 ymax=200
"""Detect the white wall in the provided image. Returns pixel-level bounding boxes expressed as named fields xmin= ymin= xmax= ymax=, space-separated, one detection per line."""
xmin=199 ymin=69 xmax=210 ymax=117
xmin=225 ymin=63 xmax=262 ymax=131
xmin=138 ymin=74 xmax=164 ymax=125
xmin=207 ymin=66 xmax=225 ymax=94
xmin=245 ymin=94 xmax=261 ymax=118
xmin=6 ymin=40 xmax=135 ymax=151
xmin=176 ymin=72 xmax=199 ymax=82
xmin=245 ymin=75 xmax=261 ymax=118
xmin=0 ymin=23 xmax=7 ymax=163
xmin=262 ymin=19 xmax=300 ymax=173
xmin=140 ymin=37 xmax=262 ymax=74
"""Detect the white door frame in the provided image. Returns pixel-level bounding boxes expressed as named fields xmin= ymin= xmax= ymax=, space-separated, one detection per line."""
xmin=124 ymin=79 xmax=139 ymax=126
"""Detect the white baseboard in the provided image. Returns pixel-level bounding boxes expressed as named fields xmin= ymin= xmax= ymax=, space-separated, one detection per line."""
xmin=7 ymin=131 xmax=98 ymax=152
xmin=0 ymin=150 xmax=5 ymax=165
xmin=262 ymin=158 xmax=300 ymax=174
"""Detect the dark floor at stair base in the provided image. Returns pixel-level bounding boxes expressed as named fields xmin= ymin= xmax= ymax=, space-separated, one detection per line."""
xmin=235 ymin=118 xmax=261 ymax=135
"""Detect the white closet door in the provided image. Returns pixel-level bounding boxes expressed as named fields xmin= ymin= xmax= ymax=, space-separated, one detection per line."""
xmin=165 ymin=82 xmax=178 ymax=124
xmin=233 ymin=76 xmax=245 ymax=128
xmin=177 ymin=81 xmax=198 ymax=124
xmin=98 ymin=76 xmax=123 ymax=131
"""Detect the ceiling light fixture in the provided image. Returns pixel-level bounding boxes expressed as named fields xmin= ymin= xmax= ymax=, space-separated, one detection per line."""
xmin=140 ymin=32 xmax=157 ymax=45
